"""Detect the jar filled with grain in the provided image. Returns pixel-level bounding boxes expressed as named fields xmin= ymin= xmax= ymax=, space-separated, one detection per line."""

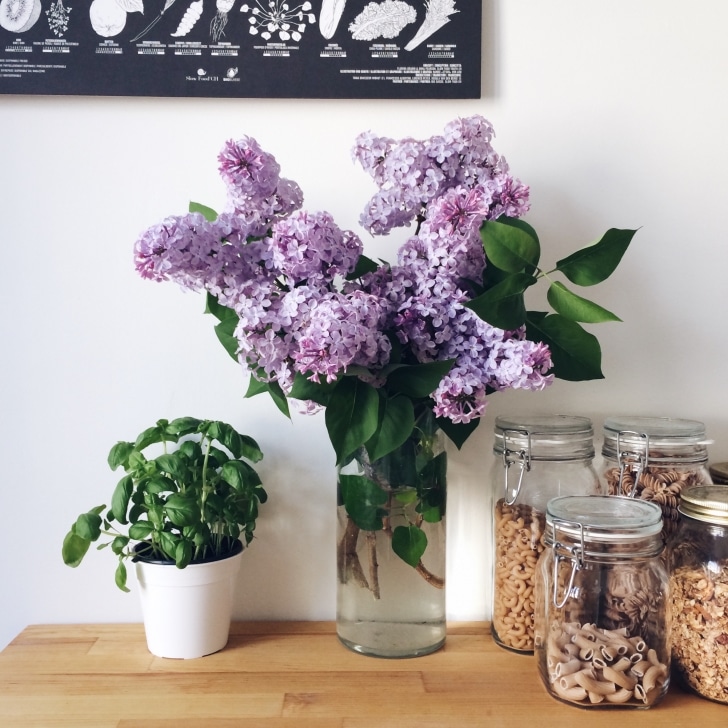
xmin=489 ymin=415 xmax=601 ymax=653
xmin=601 ymin=416 xmax=712 ymax=541
xmin=534 ymin=495 xmax=670 ymax=709
xmin=668 ymin=484 xmax=728 ymax=704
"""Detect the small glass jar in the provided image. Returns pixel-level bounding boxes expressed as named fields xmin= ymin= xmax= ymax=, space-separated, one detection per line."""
xmin=601 ymin=416 xmax=711 ymax=541
xmin=489 ymin=414 xmax=601 ymax=653
xmin=534 ymin=495 xmax=670 ymax=709
xmin=668 ymin=485 xmax=728 ymax=704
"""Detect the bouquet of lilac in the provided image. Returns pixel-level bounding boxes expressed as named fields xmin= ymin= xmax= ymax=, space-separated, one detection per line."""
xmin=134 ymin=115 xmax=634 ymax=466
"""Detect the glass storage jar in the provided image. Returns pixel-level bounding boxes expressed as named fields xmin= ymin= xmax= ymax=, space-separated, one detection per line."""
xmin=668 ymin=484 xmax=728 ymax=704
xmin=601 ymin=416 xmax=711 ymax=541
xmin=489 ymin=414 xmax=601 ymax=653
xmin=534 ymin=495 xmax=670 ymax=709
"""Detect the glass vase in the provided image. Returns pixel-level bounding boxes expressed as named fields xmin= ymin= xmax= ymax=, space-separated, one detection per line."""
xmin=336 ymin=418 xmax=446 ymax=658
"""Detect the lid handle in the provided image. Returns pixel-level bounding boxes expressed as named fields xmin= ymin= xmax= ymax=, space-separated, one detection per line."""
xmin=616 ymin=430 xmax=649 ymax=497
xmin=501 ymin=428 xmax=531 ymax=506
xmin=551 ymin=518 xmax=585 ymax=609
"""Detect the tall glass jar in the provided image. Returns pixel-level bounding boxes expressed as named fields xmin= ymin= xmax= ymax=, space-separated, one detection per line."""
xmin=601 ymin=416 xmax=711 ymax=541
xmin=534 ymin=495 xmax=670 ymax=709
xmin=489 ymin=414 xmax=601 ymax=653
xmin=668 ymin=484 xmax=728 ymax=704
xmin=336 ymin=413 xmax=446 ymax=658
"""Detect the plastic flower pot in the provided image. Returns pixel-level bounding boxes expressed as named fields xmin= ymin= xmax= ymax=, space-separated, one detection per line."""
xmin=134 ymin=540 xmax=243 ymax=659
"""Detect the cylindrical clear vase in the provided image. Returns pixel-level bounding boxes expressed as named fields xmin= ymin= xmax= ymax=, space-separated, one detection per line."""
xmin=336 ymin=421 xmax=446 ymax=658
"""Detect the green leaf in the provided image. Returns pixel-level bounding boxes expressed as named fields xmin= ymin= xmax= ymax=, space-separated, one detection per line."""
xmin=288 ymin=372 xmax=337 ymax=406
xmin=166 ymin=417 xmax=203 ymax=437
xmin=204 ymin=292 xmax=240 ymax=362
xmin=110 ymin=475 xmax=133 ymax=524
xmin=245 ymin=376 xmax=270 ymax=398
xmin=436 ymin=416 xmax=480 ymax=450
xmin=164 ymin=493 xmax=198 ymax=527
xmin=365 ymin=394 xmax=415 ymax=462
xmin=325 ymin=377 xmax=380 ymax=465
xmin=111 ymin=536 xmax=129 ymax=556
xmin=221 ymin=459 xmax=263 ymax=490
xmin=115 ymin=560 xmax=130 ymax=592
xmin=556 ymin=228 xmax=636 ymax=286
xmin=547 ymin=282 xmax=622 ymax=323
xmin=154 ymin=453 xmax=188 ymax=481
xmin=189 ymin=201 xmax=218 ymax=221
xmin=465 ymin=272 xmax=535 ymax=329
xmin=158 ymin=531 xmax=178 ymax=560
xmin=134 ymin=424 xmax=168 ymax=451
xmin=208 ymin=421 xmax=263 ymax=462
xmin=62 ymin=530 xmax=91 ymax=567
xmin=386 ymin=360 xmax=455 ymax=399
xmin=339 ymin=474 xmax=388 ymax=530
xmin=129 ymin=521 xmax=155 ymax=540
xmin=244 ymin=377 xmax=291 ymax=417
xmin=265 ymin=380 xmax=291 ymax=418
xmin=391 ymin=525 xmax=428 ymax=567
xmin=74 ymin=511 xmax=103 ymax=541
xmin=346 ymin=254 xmax=379 ymax=280
xmin=175 ymin=539 xmax=193 ymax=569
xmin=526 ymin=313 xmax=604 ymax=381
xmin=107 ymin=441 xmax=134 ymax=471
xmin=481 ymin=217 xmax=540 ymax=273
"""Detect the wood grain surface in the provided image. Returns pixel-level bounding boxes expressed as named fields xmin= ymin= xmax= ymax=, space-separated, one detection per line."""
xmin=0 ymin=622 xmax=724 ymax=727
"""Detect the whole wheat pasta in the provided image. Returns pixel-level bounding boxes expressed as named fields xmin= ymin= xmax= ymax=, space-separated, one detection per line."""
xmin=552 ymin=682 xmax=588 ymax=702
xmin=492 ymin=499 xmax=546 ymax=650
xmin=537 ymin=620 xmax=669 ymax=707
xmin=573 ymin=670 xmax=617 ymax=695
xmin=554 ymin=657 xmax=582 ymax=677
xmin=603 ymin=457 xmax=706 ymax=539
xmin=642 ymin=664 xmax=667 ymax=693
xmin=604 ymin=688 xmax=633 ymax=704
xmin=602 ymin=664 xmax=638 ymax=691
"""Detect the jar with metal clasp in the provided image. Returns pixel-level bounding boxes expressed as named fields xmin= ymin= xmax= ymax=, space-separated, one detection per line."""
xmin=600 ymin=416 xmax=712 ymax=541
xmin=534 ymin=495 xmax=670 ymax=709
xmin=489 ymin=414 xmax=601 ymax=653
xmin=668 ymin=484 xmax=728 ymax=704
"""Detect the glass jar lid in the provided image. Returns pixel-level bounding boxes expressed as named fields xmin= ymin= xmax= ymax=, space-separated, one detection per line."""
xmin=493 ymin=414 xmax=594 ymax=461
xmin=601 ymin=416 xmax=709 ymax=463
xmin=545 ymin=495 xmax=663 ymax=546
xmin=679 ymin=485 xmax=728 ymax=526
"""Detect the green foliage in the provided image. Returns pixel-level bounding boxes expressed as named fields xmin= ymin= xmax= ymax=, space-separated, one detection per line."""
xmin=467 ymin=219 xmax=636 ymax=381
xmin=61 ymin=418 xmax=267 ymax=591
xmin=338 ymin=409 xmax=446 ymax=569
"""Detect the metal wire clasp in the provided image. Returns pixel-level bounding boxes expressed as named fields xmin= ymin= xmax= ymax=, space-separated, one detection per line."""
xmin=616 ymin=430 xmax=649 ymax=498
xmin=551 ymin=518 xmax=585 ymax=609
xmin=501 ymin=428 xmax=531 ymax=506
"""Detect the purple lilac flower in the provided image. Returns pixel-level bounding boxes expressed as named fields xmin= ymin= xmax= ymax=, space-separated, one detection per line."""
xmin=136 ymin=120 xmax=554 ymax=428
xmin=270 ymin=210 xmax=363 ymax=286
xmin=354 ymin=115 xmax=530 ymax=235
xmin=218 ymin=136 xmax=281 ymax=201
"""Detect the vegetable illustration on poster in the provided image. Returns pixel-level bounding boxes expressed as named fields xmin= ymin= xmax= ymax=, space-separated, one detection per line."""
xmin=0 ymin=0 xmax=481 ymax=97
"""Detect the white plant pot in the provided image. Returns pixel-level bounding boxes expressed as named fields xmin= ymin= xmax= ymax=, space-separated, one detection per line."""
xmin=134 ymin=542 xmax=243 ymax=659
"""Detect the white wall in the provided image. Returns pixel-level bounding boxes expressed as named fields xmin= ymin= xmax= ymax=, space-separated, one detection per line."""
xmin=2 ymin=0 xmax=728 ymax=650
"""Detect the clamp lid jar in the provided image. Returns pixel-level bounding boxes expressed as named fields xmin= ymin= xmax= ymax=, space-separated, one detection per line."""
xmin=668 ymin=485 xmax=728 ymax=704
xmin=534 ymin=495 xmax=670 ymax=709
xmin=489 ymin=415 xmax=600 ymax=654
xmin=601 ymin=416 xmax=711 ymax=540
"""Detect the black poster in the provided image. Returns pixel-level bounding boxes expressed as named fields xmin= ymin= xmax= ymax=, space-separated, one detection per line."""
xmin=0 ymin=0 xmax=481 ymax=98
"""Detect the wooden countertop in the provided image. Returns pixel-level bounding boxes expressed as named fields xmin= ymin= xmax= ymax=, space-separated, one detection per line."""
xmin=0 ymin=621 xmax=724 ymax=727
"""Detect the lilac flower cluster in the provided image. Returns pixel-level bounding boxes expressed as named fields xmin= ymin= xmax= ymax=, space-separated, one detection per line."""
xmin=133 ymin=117 xmax=554 ymax=426
xmin=352 ymin=116 xmax=531 ymax=236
